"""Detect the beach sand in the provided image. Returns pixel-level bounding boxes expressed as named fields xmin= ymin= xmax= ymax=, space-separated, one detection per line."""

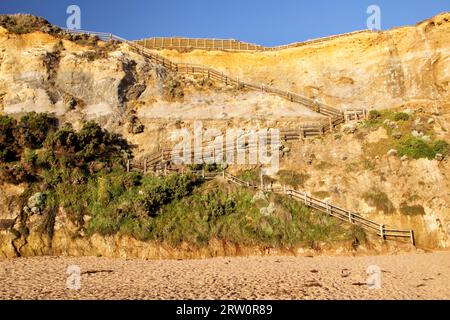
xmin=0 ymin=251 xmax=449 ymax=300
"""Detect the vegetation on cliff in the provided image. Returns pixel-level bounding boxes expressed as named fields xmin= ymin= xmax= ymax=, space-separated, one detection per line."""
xmin=0 ymin=112 xmax=365 ymax=250
xmin=364 ymin=109 xmax=449 ymax=160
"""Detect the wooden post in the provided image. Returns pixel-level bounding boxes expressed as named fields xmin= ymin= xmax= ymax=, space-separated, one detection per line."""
xmin=410 ymin=230 xmax=415 ymax=246
xmin=181 ymin=167 xmax=184 ymax=176
xmin=327 ymin=201 xmax=331 ymax=214
xmin=348 ymin=211 xmax=353 ymax=224
xmin=126 ymin=159 xmax=130 ymax=173
xmin=222 ymin=170 xmax=225 ymax=179
xmin=304 ymin=192 xmax=308 ymax=206
xmin=202 ymin=168 xmax=205 ymax=178
xmin=380 ymin=224 xmax=385 ymax=240
xmin=260 ymin=171 xmax=263 ymax=190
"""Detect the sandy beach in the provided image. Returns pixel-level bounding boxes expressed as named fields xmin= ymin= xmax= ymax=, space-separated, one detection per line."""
xmin=0 ymin=251 xmax=449 ymax=300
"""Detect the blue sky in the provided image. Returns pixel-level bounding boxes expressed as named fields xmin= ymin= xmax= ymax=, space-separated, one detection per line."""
xmin=0 ymin=0 xmax=448 ymax=46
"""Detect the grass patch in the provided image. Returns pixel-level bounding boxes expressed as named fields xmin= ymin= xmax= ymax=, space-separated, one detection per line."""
xmin=399 ymin=204 xmax=425 ymax=216
xmin=311 ymin=191 xmax=330 ymax=199
xmin=362 ymin=189 xmax=395 ymax=213
xmin=150 ymin=181 xmax=362 ymax=248
xmin=362 ymin=109 xmax=449 ymax=160
xmin=238 ymin=168 xmax=275 ymax=186
xmin=393 ymin=112 xmax=410 ymax=122
xmin=398 ymin=137 xmax=449 ymax=159
xmin=276 ymin=170 xmax=310 ymax=189
xmin=362 ymin=158 xmax=375 ymax=170
xmin=348 ymin=225 xmax=368 ymax=244
xmin=314 ymin=161 xmax=333 ymax=170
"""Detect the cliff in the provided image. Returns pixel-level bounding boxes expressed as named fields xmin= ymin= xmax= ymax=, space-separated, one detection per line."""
xmin=0 ymin=14 xmax=449 ymax=258
xmin=157 ymin=13 xmax=450 ymax=113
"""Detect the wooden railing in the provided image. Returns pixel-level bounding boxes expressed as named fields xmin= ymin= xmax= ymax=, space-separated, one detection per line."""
xmin=62 ymin=28 xmax=367 ymax=122
xmin=127 ymin=136 xmax=282 ymax=172
xmin=123 ymin=157 xmax=416 ymax=245
xmin=63 ymin=29 xmax=412 ymax=245
xmin=222 ymin=172 xmax=415 ymax=245
xmin=135 ymin=30 xmax=371 ymax=52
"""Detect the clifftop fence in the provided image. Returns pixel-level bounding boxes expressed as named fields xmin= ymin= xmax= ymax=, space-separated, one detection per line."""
xmin=135 ymin=30 xmax=372 ymax=52
xmin=63 ymin=28 xmax=367 ymax=123
xmin=135 ymin=37 xmax=266 ymax=51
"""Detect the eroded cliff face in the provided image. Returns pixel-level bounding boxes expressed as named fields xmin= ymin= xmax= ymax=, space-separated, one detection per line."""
xmin=0 ymin=14 xmax=449 ymax=258
xmin=0 ymin=26 xmax=163 ymax=120
xmin=157 ymin=13 xmax=450 ymax=113
xmin=271 ymin=124 xmax=450 ymax=248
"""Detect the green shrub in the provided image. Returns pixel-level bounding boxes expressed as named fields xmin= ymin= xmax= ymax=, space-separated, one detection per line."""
xmin=24 ymin=149 xmax=38 ymax=166
xmin=19 ymin=112 xmax=57 ymax=149
xmin=368 ymin=110 xmax=381 ymax=120
xmin=0 ymin=115 xmax=20 ymax=162
xmin=0 ymin=164 xmax=35 ymax=184
xmin=398 ymin=137 xmax=435 ymax=159
xmin=433 ymin=140 xmax=450 ymax=156
xmin=0 ymin=14 xmax=56 ymax=34
xmin=348 ymin=225 xmax=367 ymax=244
xmin=203 ymin=190 xmax=236 ymax=220
xmin=0 ymin=115 xmax=17 ymax=143
xmin=138 ymin=173 xmax=200 ymax=216
xmin=45 ymin=124 xmax=78 ymax=153
xmin=239 ymin=168 xmax=260 ymax=184
xmin=0 ymin=147 xmax=19 ymax=163
xmin=393 ymin=112 xmax=410 ymax=121
xmin=238 ymin=168 xmax=276 ymax=186
xmin=146 ymin=183 xmax=351 ymax=247
xmin=43 ymin=121 xmax=130 ymax=168
xmin=188 ymin=162 xmax=222 ymax=172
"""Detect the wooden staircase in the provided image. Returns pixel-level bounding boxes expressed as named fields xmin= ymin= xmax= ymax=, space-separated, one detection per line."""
xmin=63 ymin=28 xmax=367 ymax=126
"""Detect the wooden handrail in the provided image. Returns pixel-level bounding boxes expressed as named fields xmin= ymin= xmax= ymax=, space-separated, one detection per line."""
xmin=221 ymin=172 xmax=414 ymax=244
xmin=62 ymin=28 xmax=368 ymax=122
xmin=123 ymin=157 xmax=416 ymax=245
